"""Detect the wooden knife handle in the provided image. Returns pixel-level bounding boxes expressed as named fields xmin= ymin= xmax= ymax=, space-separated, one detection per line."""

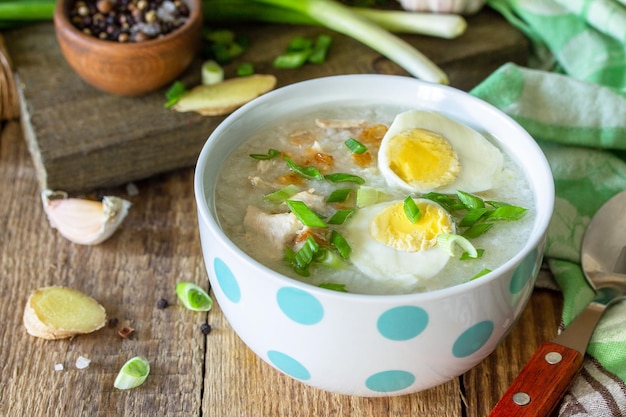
xmin=488 ymin=341 xmax=584 ymax=417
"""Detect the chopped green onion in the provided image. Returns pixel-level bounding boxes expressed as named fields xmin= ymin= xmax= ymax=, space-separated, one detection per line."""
xmin=318 ymin=282 xmax=348 ymax=292
xmin=314 ymin=247 xmax=345 ymax=269
xmin=114 ymin=356 xmax=150 ymax=390
xmin=437 ymin=233 xmax=478 ymax=258
xmin=308 ymin=34 xmax=333 ymax=64
xmin=344 ymin=137 xmax=368 ymax=154
xmin=486 ymin=205 xmax=528 ymax=221
xmin=249 ymin=148 xmax=281 ymax=160
xmin=330 ymin=230 xmax=351 ymax=259
xmin=470 ymin=268 xmax=492 ymax=280
xmin=324 ymin=173 xmax=365 ymax=184
xmin=273 ymin=51 xmax=310 ymax=69
xmin=403 ymin=196 xmax=421 ymax=223
xmin=287 ymin=36 xmax=314 ymax=51
xmin=457 ymin=191 xmax=484 ymax=210
xmin=485 ymin=200 xmax=511 ymax=208
xmin=284 ymin=157 xmax=324 ymax=180
xmin=356 ymin=185 xmax=384 ymax=207
xmin=236 ymin=62 xmax=255 ymax=77
xmin=176 ymin=282 xmax=213 ymax=312
xmin=459 ymin=207 xmax=491 ymax=227
xmin=294 ymin=236 xmax=320 ymax=269
xmin=264 ymin=184 xmax=300 ymax=203
xmin=286 ymin=200 xmax=327 ymax=228
xmin=201 ymin=60 xmax=224 ymax=85
xmin=422 ymin=192 xmax=465 ymax=212
xmin=461 ymin=248 xmax=485 ymax=260
xmin=326 ymin=188 xmax=352 ymax=203
xmin=284 ymin=247 xmax=310 ymax=277
xmin=204 ymin=29 xmax=248 ymax=64
xmin=164 ymin=81 xmax=187 ymax=108
xmin=327 ymin=209 xmax=355 ymax=225
xmin=249 ymin=0 xmax=448 ymax=83
xmin=462 ymin=223 xmax=494 ymax=239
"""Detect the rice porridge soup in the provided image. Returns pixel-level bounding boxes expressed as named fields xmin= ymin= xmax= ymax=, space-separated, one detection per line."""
xmin=215 ymin=106 xmax=535 ymax=295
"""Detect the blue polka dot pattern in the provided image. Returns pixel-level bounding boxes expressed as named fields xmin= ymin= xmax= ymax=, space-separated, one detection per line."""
xmin=452 ymin=320 xmax=494 ymax=358
xmin=213 ymin=258 xmax=241 ymax=303
xmin=377 ymin=306 xmax=429 ymax=341
xmin=276 ymin=287 xmax=324 ymax=325
xmin=267 ymin=350 xmax=311 ymax=380
xmin=509 ymin=248 xmax=538 ymax=294
xmin=366 ymin=370 xmax=416 ymax=393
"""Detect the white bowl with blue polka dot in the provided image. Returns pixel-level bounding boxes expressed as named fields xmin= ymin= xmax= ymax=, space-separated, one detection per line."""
xmin=194 ymin=75 xmax=554 ymax=397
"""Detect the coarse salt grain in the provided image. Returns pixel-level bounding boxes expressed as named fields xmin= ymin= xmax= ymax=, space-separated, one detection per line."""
xmin=76 ymin=356 xmax=91 ymax=369
xmin=54 ymin=363 xmax=64 ymax=371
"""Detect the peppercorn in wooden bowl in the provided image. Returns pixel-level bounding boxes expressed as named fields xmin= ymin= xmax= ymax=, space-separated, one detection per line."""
xmin=54 ymin=0 xmax=202 ymax=96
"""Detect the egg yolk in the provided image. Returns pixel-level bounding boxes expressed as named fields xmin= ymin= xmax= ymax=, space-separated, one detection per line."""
xmin=370 ymin=200 xmax=454 ymax=252
xmin=386 ymin=128 xmax=460 ymax=190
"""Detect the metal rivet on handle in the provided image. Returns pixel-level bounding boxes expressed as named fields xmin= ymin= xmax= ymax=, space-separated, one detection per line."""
xmin=545 ymin=352 xmax=563 ymax=365
xmin=512 ymin=392 xmax=531 ymax=406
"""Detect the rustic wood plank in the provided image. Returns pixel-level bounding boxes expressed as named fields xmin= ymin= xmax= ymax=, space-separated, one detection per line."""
xmin=3 ymin=8 xmax=527 ymax=194
xmin=0 ymin=119 xmax=207 ymax=417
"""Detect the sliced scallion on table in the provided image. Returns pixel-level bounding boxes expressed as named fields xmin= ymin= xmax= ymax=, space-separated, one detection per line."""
xmin=114 ymin=356 xmax=150 ymax=390
xmin=176 ymin=282 xmax=213 ymax=312
xmin=164 ymin=81 xmax=188 ymax=108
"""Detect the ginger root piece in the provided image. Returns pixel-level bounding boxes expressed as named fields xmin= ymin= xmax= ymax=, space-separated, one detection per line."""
xmin=173 ymin=74 xmax=277 ymax=116
xmin=23 ymin=286 xmax=107 ymax=340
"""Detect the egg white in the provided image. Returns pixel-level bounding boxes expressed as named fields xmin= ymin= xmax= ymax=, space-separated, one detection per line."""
xmin=342 ymin=199 xmax=453 ymax=282
xmin=378 ymin=110 xmax=504 ymax=194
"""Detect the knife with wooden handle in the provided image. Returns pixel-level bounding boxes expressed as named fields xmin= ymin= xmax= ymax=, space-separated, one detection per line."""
xmin=487 ymin=302 xmax=610 ymax=416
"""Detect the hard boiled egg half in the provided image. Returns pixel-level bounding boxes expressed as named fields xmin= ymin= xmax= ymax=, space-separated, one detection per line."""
xmin=343 ymin=198 xmax=454 ymax=282
xmin=378 ymin=110 xmax=504 ymax=194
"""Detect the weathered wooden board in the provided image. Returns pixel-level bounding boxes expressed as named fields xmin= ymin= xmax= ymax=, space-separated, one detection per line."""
xmin=4 ymin=8 xmax=527 ymax=193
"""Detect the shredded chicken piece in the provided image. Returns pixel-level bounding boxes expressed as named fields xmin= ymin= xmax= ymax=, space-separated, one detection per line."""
xmin=243 ymin=206 xmax=303 ymax=260
xmin=315 ymin=118 xmax=367 ymax=129
xmin=289 ymin=190 xmax=327 ymax=213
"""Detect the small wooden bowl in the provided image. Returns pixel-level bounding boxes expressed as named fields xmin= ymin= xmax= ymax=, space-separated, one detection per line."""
xmin=54 ymin=0 xmax=203 ymax=96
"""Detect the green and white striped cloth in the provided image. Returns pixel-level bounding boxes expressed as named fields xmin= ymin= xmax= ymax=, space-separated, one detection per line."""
xmin=470 ymin=0 xmax=626 ymax=410
xmin=487 ymin=0 xmax=626 ymax=90
xmin=471 ymin=62 xmax=626 ymax=416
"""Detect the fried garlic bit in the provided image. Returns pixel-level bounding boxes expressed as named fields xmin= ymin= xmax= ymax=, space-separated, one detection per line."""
xmin=41 ymin=190 xmax=131 ymax=245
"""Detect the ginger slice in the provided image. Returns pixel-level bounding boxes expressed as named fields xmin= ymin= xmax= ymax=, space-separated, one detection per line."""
xmin=23 ymin=286 xmax=107 ymax=340
xmin=173 ymin=74 xmax=277 ymax=116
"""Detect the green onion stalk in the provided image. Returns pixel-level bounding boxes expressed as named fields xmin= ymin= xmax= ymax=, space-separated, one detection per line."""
xmin=217 ymin=0 xmax=450 ymax=84
xmin=0 ymin=0 xmax=458 ymax=84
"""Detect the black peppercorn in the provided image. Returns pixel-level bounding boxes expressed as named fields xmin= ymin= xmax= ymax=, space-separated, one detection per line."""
xmin=69 ymin=0 xmax=190 ymax=43
xmin=156 ymin=298 xmax=169 ymax=309
xmin=200 ymin=323 xmax=211 ymax=335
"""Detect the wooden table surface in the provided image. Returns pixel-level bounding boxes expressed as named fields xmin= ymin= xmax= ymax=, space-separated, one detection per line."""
xmin=0 ymin=8 xmax=565 ymax=417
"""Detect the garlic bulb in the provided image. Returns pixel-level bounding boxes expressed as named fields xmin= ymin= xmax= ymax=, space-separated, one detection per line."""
xmin=397 ymin=0 xmax=486 ymax=15
xmin=41 ymin=190 xmax=131 ymax=245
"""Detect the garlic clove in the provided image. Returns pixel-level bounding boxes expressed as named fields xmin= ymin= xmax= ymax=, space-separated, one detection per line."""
xmin=41 ymin=190 xmax=131 ymax=245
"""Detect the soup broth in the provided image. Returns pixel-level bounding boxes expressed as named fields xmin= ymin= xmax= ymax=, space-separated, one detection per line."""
xmin=215 ymin=106 xmax=535 ymax=295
